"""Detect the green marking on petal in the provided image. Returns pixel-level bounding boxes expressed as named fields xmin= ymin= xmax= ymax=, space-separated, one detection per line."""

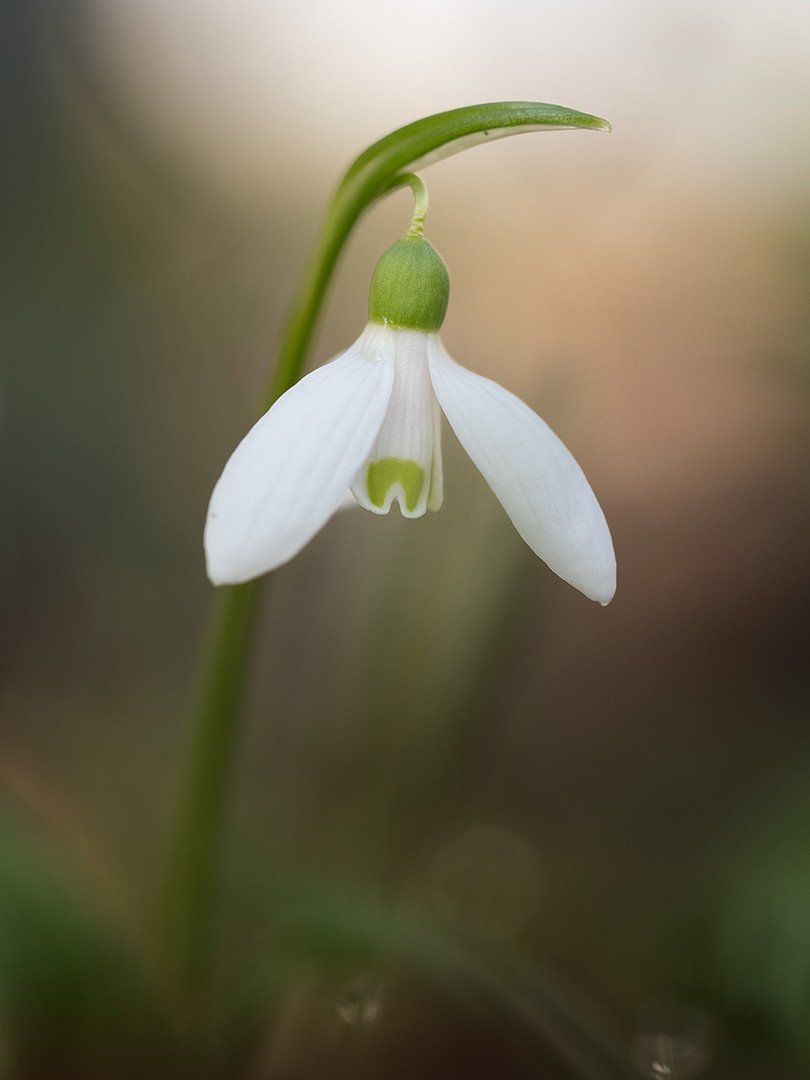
xmin=367 ymin=458 xmax=425 ymax=512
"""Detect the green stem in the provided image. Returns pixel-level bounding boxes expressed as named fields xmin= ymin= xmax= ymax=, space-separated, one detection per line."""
xmin=401 ymin=173 xmax=429 ymax=238
xmin=162 ymin=581 xmax=261 ymax=998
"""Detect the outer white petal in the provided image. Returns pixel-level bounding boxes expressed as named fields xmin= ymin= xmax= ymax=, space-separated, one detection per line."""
xmin=427 ymin=338 xmax=616 ymax=604
xmin=204 ymin=336 xmax=395 ymax=584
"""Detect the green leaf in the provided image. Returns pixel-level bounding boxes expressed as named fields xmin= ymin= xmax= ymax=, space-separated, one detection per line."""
xmin=338 ymin=100 xmax=611 ymax=208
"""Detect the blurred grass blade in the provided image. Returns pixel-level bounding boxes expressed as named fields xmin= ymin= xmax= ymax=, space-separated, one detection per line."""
xmin=0 ymin=806 xmax=168 ymax=1070
xmin=234 ymin=881 xmax=635 ymax=1080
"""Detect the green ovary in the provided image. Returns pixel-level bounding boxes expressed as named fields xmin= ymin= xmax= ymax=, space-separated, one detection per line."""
xmin=366 ymin=458 xmax=425 ymax=512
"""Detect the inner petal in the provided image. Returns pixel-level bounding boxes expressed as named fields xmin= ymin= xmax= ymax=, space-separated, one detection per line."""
xmin=351 ymin=329 xmax=443 ymax=518
xmin=367 ymin=458 xmax=425 ymax=513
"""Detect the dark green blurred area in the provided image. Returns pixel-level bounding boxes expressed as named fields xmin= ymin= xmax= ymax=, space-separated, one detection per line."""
xmin=3 ymin=2 xmax=810 ymax=1077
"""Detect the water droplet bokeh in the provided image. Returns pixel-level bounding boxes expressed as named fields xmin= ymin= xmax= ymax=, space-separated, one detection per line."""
xmin=336 ymin=973 xmax=385 ymax=1028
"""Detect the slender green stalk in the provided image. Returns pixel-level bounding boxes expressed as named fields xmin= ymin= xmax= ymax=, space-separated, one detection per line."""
xmin=162 ymin=101 xmax=610 ymax=1004
xmin=401 ymin=173 xmax=429 ymax=237
xmin=162 ymin=581 xmax=262 ymax=997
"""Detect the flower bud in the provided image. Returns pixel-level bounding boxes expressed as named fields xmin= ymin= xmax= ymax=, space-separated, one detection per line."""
xmin=368 ymin=236 xmax=450 ymax=332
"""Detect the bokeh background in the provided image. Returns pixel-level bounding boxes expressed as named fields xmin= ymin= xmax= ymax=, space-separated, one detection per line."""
xmin=2 ymin=0 xmax=810 ymax=1076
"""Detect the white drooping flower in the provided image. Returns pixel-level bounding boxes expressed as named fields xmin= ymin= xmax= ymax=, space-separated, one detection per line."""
xmin=204 ymin=235 xmax=616 ymax=604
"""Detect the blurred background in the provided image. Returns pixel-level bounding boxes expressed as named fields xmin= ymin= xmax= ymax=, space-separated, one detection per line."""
xmin=2 ymin=0 xmax=810 ymax=1076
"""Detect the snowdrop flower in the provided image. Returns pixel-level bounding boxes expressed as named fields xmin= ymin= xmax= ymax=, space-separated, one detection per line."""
xmin=205 ymin=235 xmax=616 ymax=603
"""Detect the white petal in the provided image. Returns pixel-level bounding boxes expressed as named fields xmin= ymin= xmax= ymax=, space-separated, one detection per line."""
xmin=204 ymin=333 xmax=395 ymax=584
xmin=350 ymin=327 xmax=443 ymax=518
xmin=428 ymin=338 xmax=616 ymax=604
